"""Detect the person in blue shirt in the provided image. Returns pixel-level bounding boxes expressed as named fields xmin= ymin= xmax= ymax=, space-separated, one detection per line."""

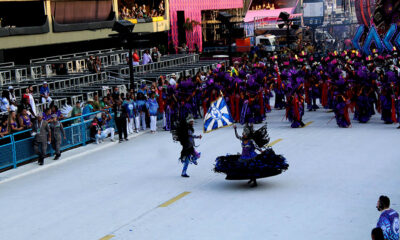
xmin=376 ymin=195 xmax=399 ymax=240
xmin=99 ymin=112 xmax=115 ymax=142
xmin=124 ymin=94 xmax=138 ymax=134
xmin=83 ymin=99 xmax=95 ymax=120
xmin=40 ymin=82 xmax=52 ymax=104
xmin=136 ymin=90 xmax=147 ymax=131
xmin=147 ymin=92 xmax=159 ymax=133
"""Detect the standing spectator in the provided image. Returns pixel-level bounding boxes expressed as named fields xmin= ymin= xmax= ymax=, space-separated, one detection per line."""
xmin=99 ymin=112 xmax=115 ymax=142
xmin=124 ymin=94 xmax=136 ymax=134
xmin=32 ymin=116 xmax=51 ymax=165
xmin=376 ymin=195 xmax=399 ymax=240
xmin=40 ymin=82 xmax=52 ymax=104
xmin=90 ymin=117 xmax=103 ymax=144
xmin=86 ymin=56 xmax=96 ymax=73
xmin=169 ymin=73 xmax=177 ymax=86
xmin=49 ymin=114 xmax=65 ymax=160
xmin=151 ymin=47 xmax=161 ymax=62
xmin=112 ymin=87 xmax=122 ymax=102
xmin=179 ymin=43 xmax=188 ymax=54
xmin=95 ymin=56 xmax=102 ymax=73
xmin=132 ymin=49 xmax=140 ymax=66
xmin=19 ymin=109 xmax=32 ymax=129
xmin=159 ymin=0 xmax=165 ymax=15
xmin=22 ymin=87 xmax=37 ymax=119
xmin=8 ymin=86 xmax=17 ymax=105
xmin=136 ymin=90 xmax=147 ymax=131
xmin=142 ymin=49 xmax=153 ymax=65
xmin=1 ymin=90 xmax=10 ymax=112
xmin=371 ymin=227 xmax=385 ymax=240
xmin=147 ymin=92 xmax=159 ymax=133
xmin=113 ymin=100 xmax=128 ymax=143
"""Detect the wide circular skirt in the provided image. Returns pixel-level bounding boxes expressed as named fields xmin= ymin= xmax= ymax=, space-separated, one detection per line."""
xmin=214 ymin=148 xmax=289 ymax=180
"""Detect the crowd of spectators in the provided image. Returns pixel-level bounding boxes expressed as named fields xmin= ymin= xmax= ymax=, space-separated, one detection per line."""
xmin=119 ymin=0 xmax=165 ymax=19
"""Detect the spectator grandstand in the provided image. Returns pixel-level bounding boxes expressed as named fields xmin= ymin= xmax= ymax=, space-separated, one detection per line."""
xmin=0 ymin=47 xmax=227 ymax=171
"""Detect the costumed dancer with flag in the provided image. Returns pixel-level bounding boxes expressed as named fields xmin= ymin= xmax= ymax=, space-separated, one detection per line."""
xmin=205 ymin=96 xmax=288 ymax=187
xmin=172 ymin=115 xmax=202 ymax=178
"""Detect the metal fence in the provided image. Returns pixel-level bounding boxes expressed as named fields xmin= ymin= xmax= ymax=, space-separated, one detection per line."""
xmin=0 ymin=111 xmax=115 ymax=171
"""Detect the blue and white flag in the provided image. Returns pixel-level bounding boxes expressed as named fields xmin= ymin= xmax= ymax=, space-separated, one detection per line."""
xmin=204 ymin=96 xmax=233 ymax=133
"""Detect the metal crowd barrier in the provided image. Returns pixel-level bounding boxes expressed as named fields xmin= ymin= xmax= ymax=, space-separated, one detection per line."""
xmin=0 ymin=111 xmax=116 ymax=171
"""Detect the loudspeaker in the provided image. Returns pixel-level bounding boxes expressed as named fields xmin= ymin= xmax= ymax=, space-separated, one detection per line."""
xmin=112 ymin=20 xmax=135 ymax=34
xmin=279 ymin=12 xmax=290 ymax=21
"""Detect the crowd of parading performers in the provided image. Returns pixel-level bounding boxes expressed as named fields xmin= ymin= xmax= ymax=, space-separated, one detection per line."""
xmin=156 ymin=49 xmax=400 ymax=129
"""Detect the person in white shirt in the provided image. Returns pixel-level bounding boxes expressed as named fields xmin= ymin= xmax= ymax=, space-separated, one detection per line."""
xmin=28 ymin=86 xmax=37 ymax=117
xmin=169 ymin=74 xmax=177 ymax=86
xmin=8 ymin=86 xmax=17 ymax=105
xmin=1 ymin=91 xmax=10 ymax=112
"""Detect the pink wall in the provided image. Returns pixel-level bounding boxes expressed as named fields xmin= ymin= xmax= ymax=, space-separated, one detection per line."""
xmin=169 ymin=0 xmax=243 ymax=52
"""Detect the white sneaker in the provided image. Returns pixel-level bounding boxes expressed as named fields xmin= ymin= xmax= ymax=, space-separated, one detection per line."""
xmin=111 ymin=139 xmax=116 ymax=142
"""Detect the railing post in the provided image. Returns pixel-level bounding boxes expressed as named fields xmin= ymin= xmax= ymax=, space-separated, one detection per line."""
xmin=81 ymin=115 xmax=86 ymax=146
xmin=11 ymin=134 xmax=17 ymax=168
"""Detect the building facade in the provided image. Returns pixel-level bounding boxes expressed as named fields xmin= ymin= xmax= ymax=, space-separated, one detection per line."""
xmin=169 ymin=0 xmax=243 ymax=51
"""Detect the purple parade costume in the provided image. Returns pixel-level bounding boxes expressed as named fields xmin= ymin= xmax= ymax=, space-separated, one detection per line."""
xmin=214 ymin=124 xmax=288 ymax=185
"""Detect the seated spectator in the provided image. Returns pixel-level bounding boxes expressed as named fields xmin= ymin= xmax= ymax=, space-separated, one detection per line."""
xmin=371 ymin=227 xmax=384 ymax=240
xmin=19 ymin=109 xmax=32 ymax=130
xmin=71 ymin=101 xmax=82 ymax=118
xmin=0 ymin=118 xmax=9 ymax=138
xmin=40 ymin=82 xmax=52 ymax=104
xmin=9 ymin=111 xmax=23 ymax=132
xmin=149 ymin=9 xmax=158 ymax=17
xmin=142 ymin=49 xmax=153 ymax=65
xmin=100 ymin=96 xmax=112 ymax=111
xmin=99 ymin=112 xmax=115 ymax=142
xmin=42 ymin=108 xmax=52 ymax=122
xmin=83 ymin=99 xmax=95 ymax=120
xmin=71 ymin=101 xmax=82 ymax=124
xmin=90 ymin=117 xmax=103 ymax=144
xmin=51 ymin=105 xmax=64 ymax=120
xmin=1 ymin=90 xmax=10 ymax=112
xmin=18 ymin=97 xmax=35 ymax=119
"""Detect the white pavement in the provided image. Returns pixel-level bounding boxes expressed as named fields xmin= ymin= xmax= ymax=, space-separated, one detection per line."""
xmin=0 ymin=108 xmax=399 ymax=240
